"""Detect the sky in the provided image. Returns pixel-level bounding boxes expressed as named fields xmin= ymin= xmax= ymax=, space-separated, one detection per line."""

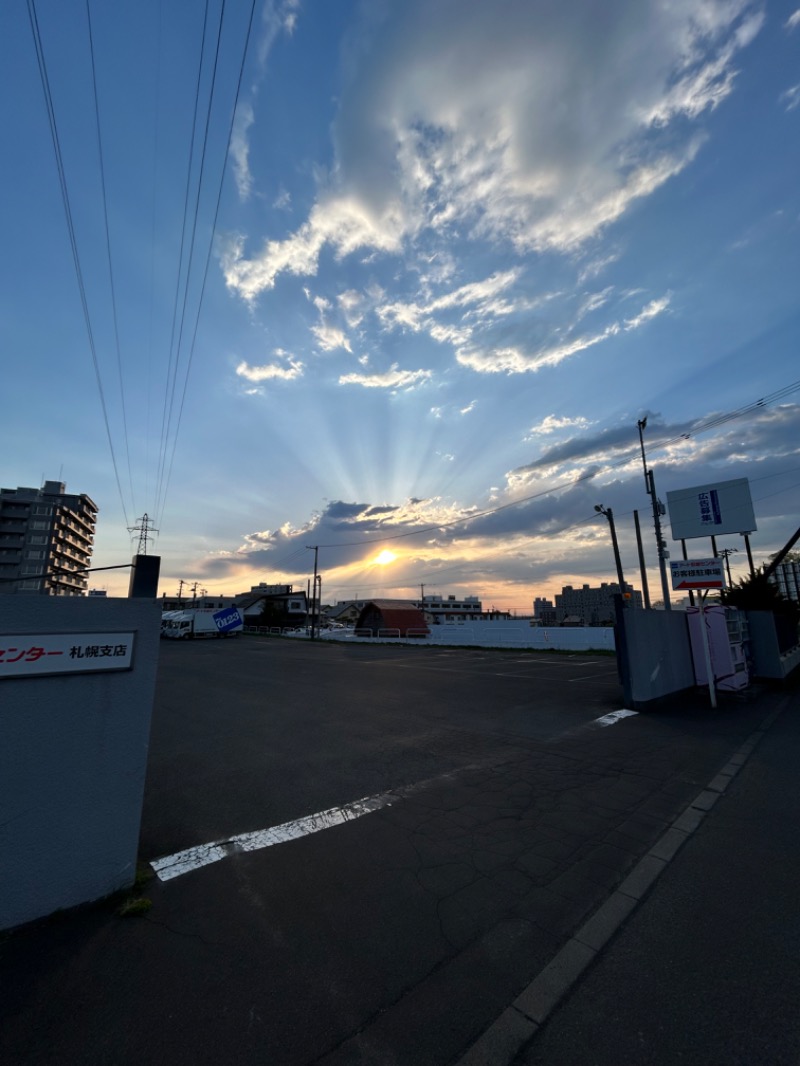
xmin=2 ymin=0 xmax=799 ymax=609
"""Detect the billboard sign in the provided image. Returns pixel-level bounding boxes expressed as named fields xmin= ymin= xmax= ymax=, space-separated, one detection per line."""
xmin=670 ymin=558 xmax=725 ymax=591
xmin=667 ymin=478 xmax=756 ymax=540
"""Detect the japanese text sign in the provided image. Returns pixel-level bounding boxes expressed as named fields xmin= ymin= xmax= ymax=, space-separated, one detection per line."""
xmin=0 ymin=632 xmax=135 ymax=680
xmin=669 ymin=559 xmax=725 ymax=591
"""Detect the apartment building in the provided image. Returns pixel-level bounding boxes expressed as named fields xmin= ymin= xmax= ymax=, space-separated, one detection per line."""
xmin=0 ymin=481 xmax=97 ymax=595
xmin=555 ymin=582 xmax=643 ymax=625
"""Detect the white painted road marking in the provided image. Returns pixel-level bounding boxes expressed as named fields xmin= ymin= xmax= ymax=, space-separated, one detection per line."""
xmin=151 ymin=792 xmax=394 ymax=881
xmin=151 ymin=763 xmax=487 ymax=883
xmin=594 ymin=709 xmax=639 ymax=726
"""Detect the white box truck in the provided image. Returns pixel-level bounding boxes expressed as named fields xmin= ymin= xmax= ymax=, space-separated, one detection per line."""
xmin=162 ymin=606 xmax=244 ymax=640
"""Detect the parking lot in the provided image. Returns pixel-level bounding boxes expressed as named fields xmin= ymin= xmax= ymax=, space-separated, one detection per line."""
xmin=3 ymin=635 xmax=777 ymax=1065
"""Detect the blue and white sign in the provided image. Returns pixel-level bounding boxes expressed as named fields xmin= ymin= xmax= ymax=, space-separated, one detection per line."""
xmin=212 ymin=607 xmax=242 ymax=633
xmin=667 ymin=478 xmax=756 ymax=540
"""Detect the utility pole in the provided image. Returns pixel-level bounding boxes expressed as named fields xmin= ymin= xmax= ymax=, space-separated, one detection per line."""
xmin=307 ymin=545 xmax=319 ymax=639
xmin=177 ymin=578 xmax=185 ymax=607
xmin=637 ymin=418 xmax=672 ymax=609
xmin=719 ymin=547 xmax=738 ymax=588
xmin=633 ymin=510 xmax=650 ymax=608
xmin=595 ymin=505 xmax=627 ymax=595
xmin=420 ymin=583 xmax=425 ymax=606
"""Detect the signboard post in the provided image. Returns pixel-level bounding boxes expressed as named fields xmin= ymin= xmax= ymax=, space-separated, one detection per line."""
xmin=670 ymin=559 xmax=725 ymax=708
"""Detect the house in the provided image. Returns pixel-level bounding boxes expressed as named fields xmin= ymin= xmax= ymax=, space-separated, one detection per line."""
xmin=355 ymin=600 xmax=430 ymax=637
xmin=235 ymin=584 xmax=308 ymax=628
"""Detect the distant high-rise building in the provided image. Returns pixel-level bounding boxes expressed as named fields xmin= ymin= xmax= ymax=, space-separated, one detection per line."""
xmin=0 ymin=481 xmax=97 ymax=596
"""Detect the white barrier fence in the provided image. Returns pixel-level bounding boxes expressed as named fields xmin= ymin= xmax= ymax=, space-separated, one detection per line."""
xmin=244 ymin=620 xmax=615 ymax=652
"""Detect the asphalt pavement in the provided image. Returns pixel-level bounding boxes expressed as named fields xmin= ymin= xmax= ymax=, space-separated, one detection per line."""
xmin=1 ymin=636 xmax=797 ymax=1065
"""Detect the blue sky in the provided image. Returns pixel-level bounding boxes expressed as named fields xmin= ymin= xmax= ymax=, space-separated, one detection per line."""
xmin=2 ymin=0 xmax=799 ymax=607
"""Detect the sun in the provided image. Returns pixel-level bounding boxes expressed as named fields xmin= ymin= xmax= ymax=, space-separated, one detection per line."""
xmin=373 ymin=549 xmax=397 ymax=566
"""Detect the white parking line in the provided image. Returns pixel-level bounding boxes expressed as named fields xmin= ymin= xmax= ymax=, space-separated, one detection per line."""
xmin=594 ymin=709 xmax=639 ymax=726
xmin=150 ymin=763 xmax=484 ymax=883
xmin=151 ymin=793 xmax=394 ymax=881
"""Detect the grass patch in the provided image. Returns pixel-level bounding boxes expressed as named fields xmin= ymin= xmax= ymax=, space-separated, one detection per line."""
xmin=117 ymin=897 xmax=152 ymax=917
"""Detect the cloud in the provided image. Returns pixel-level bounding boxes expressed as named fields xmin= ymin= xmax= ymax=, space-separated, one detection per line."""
xmin=526 ymin=415 xmax=592 ymax=438
xmin=460 ymin=401 xmax=476 ymax=415
xmin=780 ymin=85 xmax=800 ymax=112
xmin=235 ymin=353 xmax=304 ymax=383
xmin=624 ymin=294 xmax=671 ymax=330
xmin=456 ymin=293 xmax=670 ymax=374
xmin=224 ymin=0 xmax=762 ymax=299
xmin=312 ymin=323 xmax=352 ymax=352
xmin=786 ymin=10 xmax=800 ymax=31
xmin=230 ymin=103 xmax=255 ymax=201
xmin=338 ymin=364 xmax=432 ymax=389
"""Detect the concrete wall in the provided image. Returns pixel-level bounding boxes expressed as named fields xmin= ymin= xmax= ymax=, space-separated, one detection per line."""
xmin=616 ymin=607 xmax=696 ymax=708
xmin=318 ymin=620 xmax=616 ymax=651
xmin=747 ymin=610 xmax=800 ymax=680
xmin=0 ymin=598 xmax=160 ymax=930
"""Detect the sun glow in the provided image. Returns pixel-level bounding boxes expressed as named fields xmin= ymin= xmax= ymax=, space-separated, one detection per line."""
xmin=373 ymin=549 xmax=397 ymax=566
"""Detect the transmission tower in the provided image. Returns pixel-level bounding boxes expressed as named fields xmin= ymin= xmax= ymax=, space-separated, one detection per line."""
xmin=128 ymin=513 xmax=159 ymax=555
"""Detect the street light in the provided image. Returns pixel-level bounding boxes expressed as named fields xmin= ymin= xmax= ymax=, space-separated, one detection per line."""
xmin=637 ymin=418 xmax=672 ymax=610
xmin=595 ymin=505 xmax=627 ymax=595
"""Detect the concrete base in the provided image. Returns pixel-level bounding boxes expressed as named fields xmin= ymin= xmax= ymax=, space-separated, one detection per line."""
xmin=0 ymin=597 xmax=160 ymax=930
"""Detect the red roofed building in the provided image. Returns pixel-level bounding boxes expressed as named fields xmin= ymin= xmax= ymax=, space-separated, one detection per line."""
xmin=356 ymin=600 xmax=430 ymax=638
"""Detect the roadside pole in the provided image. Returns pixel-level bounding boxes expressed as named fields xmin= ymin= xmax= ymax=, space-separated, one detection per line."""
xmin=698 ymin=590 xmax=717 ymax=710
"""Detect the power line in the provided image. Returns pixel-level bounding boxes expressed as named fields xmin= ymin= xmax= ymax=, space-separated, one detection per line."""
xmin=85 ymin=0 xmax=135 ymax=516
xmin=26 ymin=0 xmax=130 ymax=529
xmin=156 ymin=0 xmax=259 ymax=531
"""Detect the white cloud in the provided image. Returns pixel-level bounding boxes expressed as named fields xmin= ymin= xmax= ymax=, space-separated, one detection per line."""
xmin=786 ymin=10 xmax=800 ymax=31
xmin=527 ymin=415 xmax=591 ymax=437
xmin=624 ymin=294 xmax=671 ymax=330
xmin=460 ymin=401 xmax=476 ymax=415
xmin=223 ymin=197 xmax=406 ymax=301
xmin=780 ymin=85 xmax=800 ymax=111
xmin=235 ymin=355 xmax=304 ymax=382
xmin=577 ymin=287 xmax=614 ymax=320
xmin=338 ymin=289 xmax=365 ymax=327
xmin=457 ymin=293 xmax=669 ymax=374
xmin=311 ymin=322 xmax=352 ymax=352
xmin=225 ymin=0 xmax=763 ymax=299
xmin=230 ymin=103 xmax=255 ymax=201
xmin=339 ymin=364 xmax=431 ymax=389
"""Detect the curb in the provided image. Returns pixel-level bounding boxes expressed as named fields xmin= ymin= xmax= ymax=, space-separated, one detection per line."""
xmin=456 ymin=700 xmax=788 ymax=1066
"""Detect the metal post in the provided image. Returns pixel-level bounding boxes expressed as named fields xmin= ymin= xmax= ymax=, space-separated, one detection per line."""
xmin=595 ymin=506 xmax=626 ymax=598
xmin=637 ymin=419 xmax=671 ymax=609
xmin=633 ymin=510 xmax=650 ymax=608
xmin=742 ymin=533 xmax=755 ymax=577
xmin=309 ymin=545 xmax=319 ymax=640
xmin=682 ymin=539 xmax=695 ymax=607
xmin=711 ymin=535 xmax=718 ymax=558
xmin=698 ymin=590 xmax=717 ymax=709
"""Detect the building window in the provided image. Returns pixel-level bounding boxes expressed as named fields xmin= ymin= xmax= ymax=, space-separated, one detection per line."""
xmin=19 ymin=579 xmax=42 ymax=589
xmin=25 ymin=550 xmax=44 ymax=559
xmin=34 ymin=506 xmax=52 ymax=516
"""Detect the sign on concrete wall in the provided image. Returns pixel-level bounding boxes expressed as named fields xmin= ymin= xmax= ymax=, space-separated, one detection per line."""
xmin=0 ymin=632 xmax=135 ymax=679
xmin=667 ymin=478 xmax=756 ymax=540
xmin=670 ymin=558 xmax=725 ymax=590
